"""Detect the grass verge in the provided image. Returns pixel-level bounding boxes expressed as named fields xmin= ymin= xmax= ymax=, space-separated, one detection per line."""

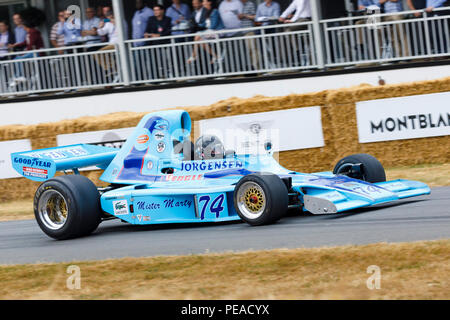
xmin=1 ymin=163 xmax=448 ymax=222
xmin=0 ymin=240 xmax=448 ymax=299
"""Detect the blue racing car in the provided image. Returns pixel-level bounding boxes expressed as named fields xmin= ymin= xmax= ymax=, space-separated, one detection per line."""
xmin=11 ymin=110 xmax=430 ymax=239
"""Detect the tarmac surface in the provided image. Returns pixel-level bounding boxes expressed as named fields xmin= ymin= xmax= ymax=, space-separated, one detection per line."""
xmin=0 ymin=187 xmax=449 ymax=264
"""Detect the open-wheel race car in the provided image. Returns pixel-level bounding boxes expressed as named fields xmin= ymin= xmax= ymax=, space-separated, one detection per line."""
xmin=11 ymin=110 xmax=431 ymax=240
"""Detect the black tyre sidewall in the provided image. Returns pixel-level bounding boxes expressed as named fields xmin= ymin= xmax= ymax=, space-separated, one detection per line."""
xmin=34 ymin=175 xmax=101 ymax=240
xmin=234 ymin=173 xmax=288 ymax=226
xmin=333 ymin=153 xmax=386 ymax=183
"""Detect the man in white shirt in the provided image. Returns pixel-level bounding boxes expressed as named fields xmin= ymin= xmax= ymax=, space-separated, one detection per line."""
xmin=219 ymin=0 xmax=244 ymax=36
xmin=95 ymin=11 xmax=120 ymax=80
xmin=278 ymin=0 xmax=311 ymax=31
xmin=278 ymin=0 xmax=311 ymax=64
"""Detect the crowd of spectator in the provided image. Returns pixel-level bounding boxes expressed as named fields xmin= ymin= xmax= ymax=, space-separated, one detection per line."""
xmin=0 ymin=0 xmax=449 ymax=88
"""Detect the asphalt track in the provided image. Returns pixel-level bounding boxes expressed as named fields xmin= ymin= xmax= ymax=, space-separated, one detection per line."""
xmin=0 ymin=187 xmax=449 ymax=265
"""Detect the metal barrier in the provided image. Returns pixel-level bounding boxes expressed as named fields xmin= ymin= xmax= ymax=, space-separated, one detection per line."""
xmin=0 ymin=7 xmax=449 ymax=97
xmin=322 ymin=7 xmax=450 ymax=66
xmin=0 ymin=43 xmax=122 ymax=95
xmin=126 ymin=21 xmax=316 ymax=83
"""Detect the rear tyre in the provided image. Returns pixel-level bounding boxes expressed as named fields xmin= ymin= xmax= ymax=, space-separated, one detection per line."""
xmin=333 ymin=153 xmax=386 ymax=183
xmin=234 ymin=173 xmax=288 ymax=226
xmin=34 ymin=175 xmax=102 ymax=240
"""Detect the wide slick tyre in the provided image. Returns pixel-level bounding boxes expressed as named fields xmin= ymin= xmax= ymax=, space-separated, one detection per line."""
xmin=233 ymin=173 xmax=288 ymax=226
xmin=333 ymin=153 xmax=386 ymax=183
xmin=34 ymin=175 xmax=102 ymax=240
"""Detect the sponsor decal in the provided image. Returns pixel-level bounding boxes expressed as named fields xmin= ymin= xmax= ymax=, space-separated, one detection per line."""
xmin=147 ymin=161 xmax=153 ymax=170
xmin=162 ymin=174 xmax=203 ymax=182
xmin=154 ymin=131 xmax=165 ymax=141
xmin=136 ymin=201 xmax=161 ymax=210
xmin=164 ymin=198 xmax=193 ymax=208
xmin=113 ymin=200 xmax=129 ymax=215
xmin=14 ymin=157 xmax=52 ymax=168
xmin=157 ymin=142 xmax=166 ymax=153
xmin=27 ymin=146 xmax=88 ymax=160
xmin=143 ymin=216 xmax=151 ymax=221
xmin=137 ymin=134 xmax=150 ymax=144
xmin=137 ymin=214 xmax=142 ymax=222
xmin=180 ymin=160 xmax=243 ymax=172
xmin=23 ymin=167 xmax=48 ymax=179
xmin=370 ymin=113 xmax=449 ymax=134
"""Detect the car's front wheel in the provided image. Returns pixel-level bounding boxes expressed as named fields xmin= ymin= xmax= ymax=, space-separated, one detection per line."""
xmin=333 ymin=153 xmax=386 ymax=183
xmin=234 ymin=173 xmax=288 ymax=226
xmin=34 ymin=175 xmax=102 ymax=240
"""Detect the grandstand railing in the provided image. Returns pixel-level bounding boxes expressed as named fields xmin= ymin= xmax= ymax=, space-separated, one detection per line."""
xmin=0 ymin=43 xmax=123 ymax=96
xmin=126 ymin=20 xmax=316 ymax=84
xmin=321 ymin=7 xmax=450 ymax=66
xmin=0 ymin=7 xmax=449 ymax=97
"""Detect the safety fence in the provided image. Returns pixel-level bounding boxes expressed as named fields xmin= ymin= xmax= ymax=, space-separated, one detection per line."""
xmin=0 ymin=7 xmax=449 ymax=97
xmin=322 ymin=7 xmax=450 ymax=66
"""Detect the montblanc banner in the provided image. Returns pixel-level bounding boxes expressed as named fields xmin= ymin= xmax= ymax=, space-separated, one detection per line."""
xmin=356 ymin=92 xmax=450 ymax=143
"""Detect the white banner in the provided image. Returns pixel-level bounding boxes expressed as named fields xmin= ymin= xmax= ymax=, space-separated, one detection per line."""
xmin=0 ymin=139 xmax=32 ymax=179
xmin=198 ymin=107 xmax=324 ymax=154
xmin=356 ymin=92 xmax=450 ymax=143
xmin=57 ymin=127 xmax=135 ymax=147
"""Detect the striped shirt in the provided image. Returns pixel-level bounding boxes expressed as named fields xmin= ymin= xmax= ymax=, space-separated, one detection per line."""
xmin=241 ymin=0 xmax=256 ymax=28
xmin=50 ymin=22 xmax=65 ymax=47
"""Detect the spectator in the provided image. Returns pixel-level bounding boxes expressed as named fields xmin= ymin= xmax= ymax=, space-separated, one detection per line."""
xmin=406 ymin=0 xmax=427 ymax=16
xmin=103 ymin=6 xmax=113 ymax=19
xmin=57 ymin=9 xmax=82 ymax=47
xmin=219 ymin=0 xmax=244 ymax=36
xmin=132 ymin=0 xmax=154 ymax=46
xmin=145 ymin=5 xmax=172 ymax=44
xmin=379 ymin=0 xmax=410 ymax=57
xmin=9 ymin=13 xmax=27 ymax=51
xmin=95 ymin=11 xmax=120 ymax=80
xmin=255 ymin=0 xmax=281 ymax=26
xmin=279 ymin=0 xmax=311 ymax=63
xmin=424 ymin=0 xmax=448 ymax=53
xmin=145 ymin=5 xmax=172 ymax=79
xmin=187 ymin=0 xmax=224 ymax=64
xmin=239 ymin=0 xmax=258 ymax=70
xmin=11 ymin=20 xmax=44 ymax=83
xmin=191 ymin=0 xmax=207 ymax=33
xmin=425 ymin=0 xmax=447 ymax=12
xmin=166 ymin=0 xmax=192 ymax=36
xmin=279 ymin=0 xmax=311 ymax=29
xmin=50 ymin=11 xmax=66 ymax=54
xmin=239 ymin=0 xmax=256 ymax=29
xmin=0 ymin=20 xmax=15 ymax=60
xmin=354 ymin=0 xmax=380 ymax=56
xmin=82 ymin=7 xmax=102 ymax=47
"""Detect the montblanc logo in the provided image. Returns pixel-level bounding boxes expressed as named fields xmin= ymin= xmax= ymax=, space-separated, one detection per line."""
xmin=370 ymin=113 xmax=449 ymax=134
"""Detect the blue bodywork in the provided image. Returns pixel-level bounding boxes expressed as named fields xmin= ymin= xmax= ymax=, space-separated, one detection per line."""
xmin=11 ymin=110 xmax=430 ymax=225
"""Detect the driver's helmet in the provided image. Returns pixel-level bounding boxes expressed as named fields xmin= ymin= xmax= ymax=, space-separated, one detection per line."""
xmin=194 ymin=135 xmax=224 ymax=160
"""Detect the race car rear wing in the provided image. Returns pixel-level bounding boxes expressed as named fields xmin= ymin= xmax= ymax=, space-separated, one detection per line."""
xmin=11 ymin=144 xmax=119 ymax=182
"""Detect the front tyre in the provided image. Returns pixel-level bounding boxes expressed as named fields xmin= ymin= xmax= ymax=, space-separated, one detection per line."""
xmin=333 ymin=153 xmax=386 ymax=183
xmin=234 ymin=173 xmax=288 ymax=226
xmin=34 ymin=175 xmax=102 ymax=240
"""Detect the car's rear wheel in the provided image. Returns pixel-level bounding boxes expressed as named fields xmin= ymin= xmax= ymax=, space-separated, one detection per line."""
xmin=34 ymin=175 xmax=102 ymax=240
xmin=234 ymin=173 xmax=288 ymax=226
xmin=333 ymin=153 xmax=386 ymax=183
